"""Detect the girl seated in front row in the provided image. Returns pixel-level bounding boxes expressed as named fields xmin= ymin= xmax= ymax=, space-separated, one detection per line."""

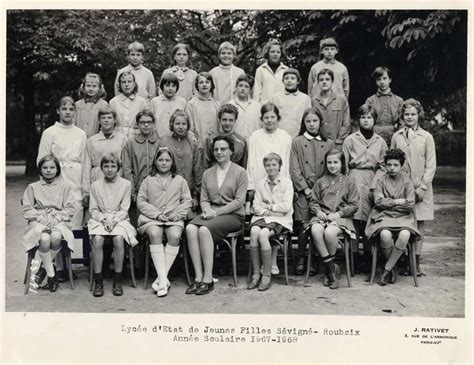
xmin=365 ymin=149 xmax=421 ymax=286
xmin=309 ymin=149 xmax=359 ymax=289
xmin=137 ymin=148 xmax=192 ymax=297
xmin=88 ymin=154 xmax=138 ymax=297
xmin=21 ymin=154 xmax=79 ymax=292
xmin=248 ymin=153 xmax=294 ymax=291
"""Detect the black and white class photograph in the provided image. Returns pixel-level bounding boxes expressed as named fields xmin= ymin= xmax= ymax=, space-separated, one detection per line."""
xmin=4 ymin=9 xmax=468 ymax=321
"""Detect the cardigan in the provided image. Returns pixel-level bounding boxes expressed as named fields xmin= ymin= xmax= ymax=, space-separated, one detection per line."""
xmin=200 ymin=162 xmax=248 ymax=217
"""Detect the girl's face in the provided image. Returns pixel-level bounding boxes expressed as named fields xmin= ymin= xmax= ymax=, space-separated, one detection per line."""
xmin=268 ymin=45 xmax=282 ymax=64
xmin=137 ymin=115 xmax=155 ymax=137
xmin=236 ymin=81 xmax=251 ymax=99
xmin=318 ymin=73 xmax=333 ymax=92
xmin=219 ymin=49 xmax=234 ymax=66
xmin=174 ymin=48 xmax=189 ymax=67
xmin=213 ymin=140 xmax=232 ymax=164
xmin=403 ymin=106 xmax=419 ymax=128
xmin=326 ymin=154 xmax=342 ymax=175
xmin=304 ymin=113 xmax=321 ymax=135
xmin=264 ymin=159 xmax=280 ymax=179
xmin=220 ymin=112 xmax=236 ymax=134
xmin=322 ymin=46 xmax=338 ymax=61
xmin=163 ymin=82 xmax=178 ymax=99
xmin=99 ymin=113 xmax=116 ymax=134
xmin=172 ymin=116 xmax=189 ymax=138
xmin=261 ymin=111 xmax=279 ymax=132
xmin=197 ymin=76 xmax=212 ymax=95
xmin=386 ymin=158 xmax=402 ymax=176
xmin=156 ymin=152 xmax=173 ymax=174
xmin=128 ymin=51 xmax=143 ymax=67
xmin=41 ymin=160 xmax=57 ymax=181
xmin=102 ymin=161 xmax=119 ymax=180
xmin=359 ymin=113 xmax=375 ymax=131
xmin=120 ymin=75 xmax=136 ymax=96
xmin=57 ymin=102 xmax=75 ymax=125
xmin=84 ymin=78 xmax=100 ymax=98
xmin=376 ymin=71 xmax=392 ymax=92
xmin=283 ymin=74 xmax=299 ymax=91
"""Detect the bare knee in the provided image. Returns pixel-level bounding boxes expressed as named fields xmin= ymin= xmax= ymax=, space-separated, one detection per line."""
xmin=113 ymin=236 xmax=125 ymax=249
xmin=166 ymin=227 xmax=183 ymax=246
xmin=92 ymin=236 xmax=104 ymax=250
xmin=395 ymin=230 xmax=411 ymax=250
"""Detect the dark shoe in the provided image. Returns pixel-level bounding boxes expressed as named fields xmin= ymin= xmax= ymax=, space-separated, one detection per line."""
xmin=56 ymin=269 xmax=67 ymax=283
xmin=378 ymin=270 xmax=390 ymax=286
xmin=309 ymin=264 xmax=317 ymax=277
xmin=35 ymin=266 xmax=46 ymax=285
xmin=93 ymin=279 xmax=104 ymax=297
xmin=185 ymin=281 xmax=201 ymax=295
xmin=113 ymin=273 xmax=123 ymax=296
xmin=195 ymin=281 xmax=214 ymax=295
xmin=47 ymin=276 xmax=59 ymax=292
xmin=258 ymin=275 xmax=271 ymax=291
xmin=247 ymin=274 xmax=261 ymax=290
xmin=390 ymin=268 xmax=397 ymax=284
xmin=295 ymin=258 xmax=305 ymax=276
xmin=323 ymin=274 xmax=331 ymax=287
xmin=329 ymin=264 xmax=340 ymax=290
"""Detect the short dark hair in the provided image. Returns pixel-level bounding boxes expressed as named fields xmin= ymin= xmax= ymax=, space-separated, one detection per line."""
xmin=100 ymin=153 xmax=121 ymax=171
xmin=212 ymin=134 xmax=235 ymax=153
xmin=384 ymin=148 xmax=406 ymax=166
xmin=218 ymin=103 xmax=239 ymax=120
xmin=136 ymin=109 xmax=155 ymax=124
xmin=324 ymin=149 xmax=347 ymax=175
xmin=235 ymin=73 xmax=255 ymax=89
xmin=38 ymin=154 xmax=61 ymax=178
xmin=317 ymin=68 xmax=334 ymax=82
xmin=260 ymin=102 xmax=281 ymax=120
xmin=160 ymin=72 xmax=180 ymax=92
xmin=371 ymin=66 xmax=392 ymax=80
xmin=357 ymin=104 xmax=377 ymax=120
xmin=282 ymin=68 xmax=301 ymax=82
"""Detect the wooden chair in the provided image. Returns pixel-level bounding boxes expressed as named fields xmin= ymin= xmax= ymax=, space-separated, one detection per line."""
xmin=369 ymin=238 xmax=419 ymax=287
xmin=246 ymin=231 xmax=296 ymax=285
xmin=220 ymin=230 xmax=243 ymax=288
xmin=143 ymin=235 xmax=192 ymax=289
xmin=304 ymin=233 xmax=354 ymax=287
xmin=88 ymin=237 xmax=136 ymax=291
xmin=24 ymin=240 xmax=74 ymax=294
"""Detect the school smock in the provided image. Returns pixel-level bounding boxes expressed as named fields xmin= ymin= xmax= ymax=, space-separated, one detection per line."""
xmin=290 ymin=133 xmax=335 ymax=222
xmin=391 ymin=126 xmax=436 ymax=221
xmin=312 ymin=91 xmax=351 ymax=146
xmin=342 ymin=131 xmax=388 ymax=221
xmin=185 ymin=94 xmax=220 ymax=142
xmin=37 ymin=122 xmax=87 ymax=205
xmin=365 ymin=172 xmax=421 ymax=240
xmin=308 ymin=174 xmax=359 ymax=237
xmin=204 ymin=131 xmax=248 ymax=170
xmin=308 ymin=59 xmax=350 ymax=99
xmin=209 ymin=64 xmax=245 ymax=103
xmin=21 ymin=179 xmax=78 ymax=251
xmin=81 ymin=130 xmax=128 ymax=199
xmin=158 ymin=134 xmax=203 ymax=199
xmin=136 ymin=174 xmax=192 ymax=234
xmin=150 ymin=94 xmax=187 ymax=138
xmin=162 ymin=66 xmax=198 ymax=101
xmin=246 ymin=128 xmax=292 ymax=191
xmin=271 ymin=90 xmax=312 ymax=138
xmin=75 ymin=98 xmax=109 ymax=138
xmin=121 ymin=132 xmax=160 ymax=200
xmin=87 ymin=177 xmax=138 ymax=246
xmin=109 ymin=93 xmax=149 ymax=138
xmin=365 ymin=90 xmax=404 ymax=145
xmin=228 ymin=98 xmax=261 ymax=139
xmin=114 ymin=64 xmax=156 ymax=100
xmin=253 ymin=62 xmax=289 ymax=104
xmin=251 ymin=175 xmax=294 ymax=232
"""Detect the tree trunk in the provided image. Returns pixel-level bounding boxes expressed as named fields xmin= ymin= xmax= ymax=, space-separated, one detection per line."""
xmin=23 ymin=72 xmax=39 ymax=177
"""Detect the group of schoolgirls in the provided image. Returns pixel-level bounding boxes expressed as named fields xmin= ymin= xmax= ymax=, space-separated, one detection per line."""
xmin=22 ymin=36 xmax=436 ymax=297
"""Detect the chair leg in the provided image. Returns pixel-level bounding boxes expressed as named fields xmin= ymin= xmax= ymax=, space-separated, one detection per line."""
xmin=349 ymin=239 xmax=355 ymax=277
xmin=129 ymin=246 xmax=137 ymax=288
xmin=24 ymin=248 xmax=36 ymax=295
xmin=143 ymin=239 xmax=150 ymax=289
xmin=344 ymin=237 xmax=352 ymax=288
xmin=304 ymin=242 xmax=312 ymax=285
xmin=370 ymin=244 xmax=377 ymax=284
xmin=66 ymin=248 xmax=74 ymax=290
xmin=283 ymin=236 xmax=289 ymax=285
xmin=409 ymin=243 xmax=419 ymax=287
xmin=231 ymin=237 xmax=238 ymax=288
xmin=182 ymin=237 xmax=192 ymax=286
xmin=289 ymin=234 xmax=297 ymax=275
